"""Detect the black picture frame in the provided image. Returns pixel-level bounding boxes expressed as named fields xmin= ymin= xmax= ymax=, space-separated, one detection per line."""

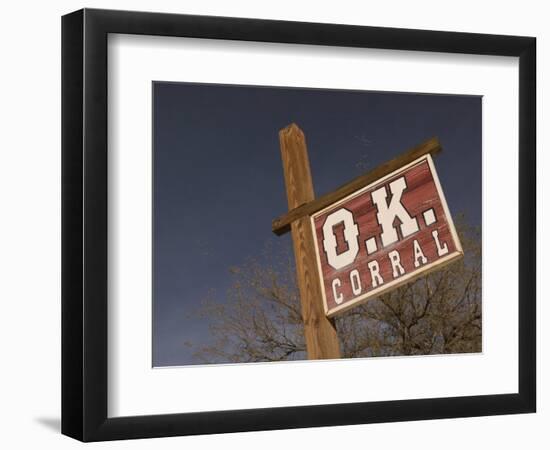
xmin=61 ymin=8 xmax=536 ymax=442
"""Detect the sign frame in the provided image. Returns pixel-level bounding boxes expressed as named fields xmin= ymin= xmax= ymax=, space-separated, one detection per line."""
xmin=310 ymin=154 xmax=464 ymax=317
xmin=62 ymin=8 xmax=535 ymax=442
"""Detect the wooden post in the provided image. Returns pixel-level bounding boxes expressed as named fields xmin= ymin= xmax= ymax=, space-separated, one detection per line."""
xmin=279 ymin=123 xmax=341 ymax=359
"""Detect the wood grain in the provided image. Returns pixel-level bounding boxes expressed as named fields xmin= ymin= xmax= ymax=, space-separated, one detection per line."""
xmin=279 ymin=123 xmax=341 ymax=359
xmin=273 ymin=136 xmax=442 ymax=235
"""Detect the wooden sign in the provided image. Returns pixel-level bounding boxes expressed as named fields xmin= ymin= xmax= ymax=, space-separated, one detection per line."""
xmin=275 ymin=125 xmax=460 ymax=358
xmin=311 ymin=154 xmax=463 ymax=317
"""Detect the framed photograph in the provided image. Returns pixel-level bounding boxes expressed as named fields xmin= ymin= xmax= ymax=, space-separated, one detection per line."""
xmin=61 ymin=8 xmax=536 ymax=441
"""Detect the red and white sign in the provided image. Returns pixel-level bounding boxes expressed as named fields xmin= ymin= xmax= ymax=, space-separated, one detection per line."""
xmin=311 ymin=154 xmax=463 ymax=317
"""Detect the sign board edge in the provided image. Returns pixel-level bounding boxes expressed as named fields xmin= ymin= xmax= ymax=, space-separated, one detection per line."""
xmin=310 ymin=152 xmax=465 ymax=318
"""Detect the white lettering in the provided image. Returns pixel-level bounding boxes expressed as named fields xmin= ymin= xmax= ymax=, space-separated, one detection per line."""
xmin=371 ymin=177 xmax=419 ymax=247
xmin=413 ymin=239 xmax=428 ymax=267
xmin=368 ymin=260 xmax=384 ymax=288
xmin=332 ymin=278 xmax=343 ymax=304
xmin=388 ymin=250 xmax=405 ymax=278
xmin=350 ymin=269 xmax=362 ymax=296
xmin=432 ymin=230 xmax=449 ymax=256
xmin=322 ymin=208 xmax=360 ymax=270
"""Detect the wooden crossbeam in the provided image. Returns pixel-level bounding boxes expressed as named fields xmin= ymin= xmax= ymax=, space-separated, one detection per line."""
xmin=272 ymin=136 xmax=442 ymax=236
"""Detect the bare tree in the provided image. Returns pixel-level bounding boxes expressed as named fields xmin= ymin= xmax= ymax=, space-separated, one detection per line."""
xmin=191 ymin=215 xmax=481 ymax=363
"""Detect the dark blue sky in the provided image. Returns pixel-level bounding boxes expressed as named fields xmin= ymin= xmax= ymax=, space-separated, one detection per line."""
xmin=153 ymin=82 xmax=481 ymax=367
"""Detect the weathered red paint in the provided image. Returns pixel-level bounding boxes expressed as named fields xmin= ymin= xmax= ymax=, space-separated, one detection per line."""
xmin=312 ymin=155 xmax=462 ymax=317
